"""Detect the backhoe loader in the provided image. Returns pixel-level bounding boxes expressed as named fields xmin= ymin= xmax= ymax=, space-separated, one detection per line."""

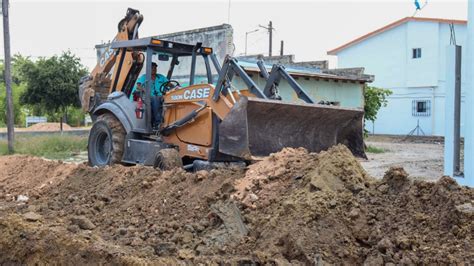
xmin=79 ymin=8 xmax=366 ymax=170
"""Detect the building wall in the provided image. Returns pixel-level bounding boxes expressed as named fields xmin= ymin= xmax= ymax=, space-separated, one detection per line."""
xmin=232 ymin=74 xmax=364 ymax=108
xmin=337 ymin=21 xmax=467 ymax=136
xmin=365 ymin=87 xmax=435 ymax=135
xmin=338 ymin=24 xmax=408 ymax=89
xmin=155 ymin=24 xmax=233 ymax=82
xmin=406 ymin=21 xmax=440 ymax=88
xmin=156 ymin=24 xmax=233 ymax=62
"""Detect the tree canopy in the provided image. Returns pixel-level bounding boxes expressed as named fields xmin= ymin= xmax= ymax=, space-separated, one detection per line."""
xmin=0 ymin=55 xmax=33 ymax=126
xmin=19 ymin=52 xmax=87 ymax=115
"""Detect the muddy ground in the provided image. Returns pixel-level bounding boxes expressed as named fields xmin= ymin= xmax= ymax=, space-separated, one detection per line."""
xmin=362 ymin=135 xmax=446 ymax=180
xmin=64 ymin=135 xmax=449 ymax=180
xmin=0 ymin=145 xmax=473 ymax=264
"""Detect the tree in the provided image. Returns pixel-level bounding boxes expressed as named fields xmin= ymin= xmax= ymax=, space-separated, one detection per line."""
xmin=19 ymin=51 xmax=88 ymax=130
xmin=0 ymin=82 xmax=26 ymax=126
xmin=364 ymin=85 xmax=392 ymax=136
xmin=0 ymin=55 xmax=32 ymax=126
xmin=11 ymin=54 xmax=35 ymax=85
xmin=0 ymin=55 xmax=33 ymax=85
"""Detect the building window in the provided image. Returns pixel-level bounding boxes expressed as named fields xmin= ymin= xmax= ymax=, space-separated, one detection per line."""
xmin=412 ymin=48 xmax=422 ymax=59
xmin=412 ymin=100 xmax=430 ymax=116
xmin=417 ymin=101 xmax=426 ymax=112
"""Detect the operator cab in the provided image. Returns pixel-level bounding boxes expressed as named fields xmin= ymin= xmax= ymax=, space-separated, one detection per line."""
xmin=111 ymin=37 xmax=218 ymax=94
xmin=110 ymin=37 xmax=220 ymax=132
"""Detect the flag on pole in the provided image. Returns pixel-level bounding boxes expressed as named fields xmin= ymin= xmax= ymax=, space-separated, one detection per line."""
xmin=414 ymin=0 xmax=421 ymax=10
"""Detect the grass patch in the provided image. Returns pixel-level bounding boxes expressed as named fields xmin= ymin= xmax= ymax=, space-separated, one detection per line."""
xmin=0 ymin=134 xmax=87 ymax=159
xmin=366 ymin=145 xmax=386 ymax=154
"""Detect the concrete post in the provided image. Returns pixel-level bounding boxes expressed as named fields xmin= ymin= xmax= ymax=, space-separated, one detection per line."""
xmin=2 ymin=0 xmax=15 ymax=153
xmin=461 ymin=0 xmax=474 ymax=187
xmin=444 ymin=45 xmax=461 ymax=177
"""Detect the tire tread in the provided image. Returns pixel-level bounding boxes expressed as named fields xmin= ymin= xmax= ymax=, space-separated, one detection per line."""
xmin=96 ymin=113 xmax=126 ymax=164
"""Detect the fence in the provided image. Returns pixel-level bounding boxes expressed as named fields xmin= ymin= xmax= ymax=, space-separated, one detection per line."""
xmin=25 ymin=116 xmax=47 ymax=127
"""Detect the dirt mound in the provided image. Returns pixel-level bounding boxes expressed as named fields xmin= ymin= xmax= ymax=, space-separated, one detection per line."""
xmin=0 ymin=155 xmax=76 ymax=201
xmin=0 ymin=145 xmax=473 ymax=264
xmin=26 ymin=122 xmax=73 ymax=131
xmin=233 ymin=147 xmax=311 ymax=209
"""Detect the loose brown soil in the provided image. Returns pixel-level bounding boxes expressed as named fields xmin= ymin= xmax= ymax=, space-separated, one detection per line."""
xmin=0 ymin=145 xmax=473 ymax=264
xmin=0 ymin=122 xmax=79 ymax=132
xmin=26 ymin=122 xmax=73 ymax=131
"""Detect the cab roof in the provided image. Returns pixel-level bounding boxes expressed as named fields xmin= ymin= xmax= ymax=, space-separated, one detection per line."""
xmin=110 ymin=37 xmax=213 ymax=56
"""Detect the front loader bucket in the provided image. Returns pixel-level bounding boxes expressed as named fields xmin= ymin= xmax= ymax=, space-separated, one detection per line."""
xmin=218 ymin=97 xmax=366 ymax=160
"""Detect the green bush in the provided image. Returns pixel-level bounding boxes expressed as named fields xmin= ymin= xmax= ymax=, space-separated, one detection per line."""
xmin=40 ymin=107 xmax=85 ymax=127
xmin=364 ymin=86 xmax=392 ymax=137
xmin=66 ymin=107 xmax=86 ymax=127
xmin=365 ymin=145 xmax=386 ymax=154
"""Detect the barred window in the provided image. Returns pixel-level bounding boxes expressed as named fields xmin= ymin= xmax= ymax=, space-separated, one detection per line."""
xmin=412 ymin=100 xmax=430 ymax=116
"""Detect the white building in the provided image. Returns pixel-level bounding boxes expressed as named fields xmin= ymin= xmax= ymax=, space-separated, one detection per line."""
xmin=328 ymin=17 xmax=467 ymax=136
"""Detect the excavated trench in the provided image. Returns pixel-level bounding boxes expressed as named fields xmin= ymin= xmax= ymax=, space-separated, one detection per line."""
xmin=0 ymin=145 xmax=473 ymax=264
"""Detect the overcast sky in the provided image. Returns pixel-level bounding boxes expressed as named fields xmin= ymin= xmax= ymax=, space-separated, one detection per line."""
xmin=0 ymin=0 xmax=468 ymax=70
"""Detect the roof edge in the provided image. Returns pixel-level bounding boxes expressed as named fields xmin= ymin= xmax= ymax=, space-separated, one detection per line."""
xmin=327 ymin=17 xmax=466 ymax=55
xmin=155 ymin=24 xmax=232 ymax=39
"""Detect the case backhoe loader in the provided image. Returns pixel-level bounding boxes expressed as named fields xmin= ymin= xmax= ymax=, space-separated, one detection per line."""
xmin=79 ymin=8 xmax=366 ymax=170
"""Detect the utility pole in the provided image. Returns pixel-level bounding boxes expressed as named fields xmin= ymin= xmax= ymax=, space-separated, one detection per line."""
xmin=2 ymin=0 xmax=14 ymax=153
xmin=259 ymin=21 xmax=275 ymax=56
xmin=280 ymin=40 xmax=284 ymax=56
xmin=269 ymin=21 xmax=273 ymax=56
xmin=245 ymin=29 xmax=259 ymax=55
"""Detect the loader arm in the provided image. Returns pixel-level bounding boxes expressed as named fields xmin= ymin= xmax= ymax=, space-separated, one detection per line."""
xmin=213 ymin=55 xmax=267 ymax=102
xmin=91 ymin=8 xmax=143 ymax=78
xmin=260 ymin=61 xmax=314 ymax=104
xmin=79 ymin=8 xmax=144 ymax=113
xmin=256 ymin=60 xmax=281 ymax=100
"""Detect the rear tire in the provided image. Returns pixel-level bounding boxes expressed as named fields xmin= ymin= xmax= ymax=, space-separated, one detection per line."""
xmin=88 ymin=113 xmax=126 ymax=166
xmin=154 ymin=148 xmax=183 ymax=170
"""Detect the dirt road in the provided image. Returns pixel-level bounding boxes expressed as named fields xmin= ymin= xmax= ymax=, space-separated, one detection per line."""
xmin=0 ymin=145 xmax=473 ymax=264
xmin=362 ymin=137 xmax=444 ymax=180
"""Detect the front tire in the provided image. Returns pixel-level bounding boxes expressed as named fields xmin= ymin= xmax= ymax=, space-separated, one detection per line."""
xmin=88 ymin=113 xmax=126 ymax=166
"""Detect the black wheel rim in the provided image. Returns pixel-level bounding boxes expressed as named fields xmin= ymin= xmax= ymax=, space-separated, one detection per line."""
xmin=95 ymin=130 xmax=112 ymax=165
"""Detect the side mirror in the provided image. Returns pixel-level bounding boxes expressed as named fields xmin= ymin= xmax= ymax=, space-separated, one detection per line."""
xmin=158 ymin=54 xmax=169 ymax=61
